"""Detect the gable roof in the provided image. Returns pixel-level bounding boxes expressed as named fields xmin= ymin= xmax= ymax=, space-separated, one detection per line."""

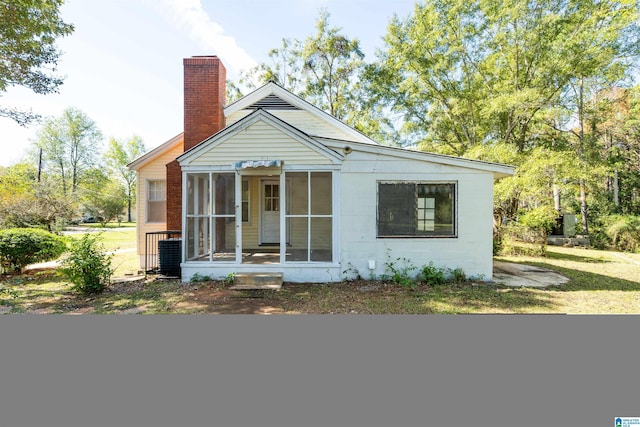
xmin=177 ymin=108 xmax=344 ymax=166
xmin=127 ymin=132 xmax=183 ymax=171
xmin=225 ymin=82 xmax=378 ymax=145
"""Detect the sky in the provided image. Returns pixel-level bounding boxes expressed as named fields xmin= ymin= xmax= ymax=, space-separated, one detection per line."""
xmin=0 ymin=0 xmax=418 ymax=166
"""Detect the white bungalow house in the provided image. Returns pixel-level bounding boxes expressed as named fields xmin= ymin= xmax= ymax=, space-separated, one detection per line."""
xmin=128 ymin=56 xmax=513 ymax=283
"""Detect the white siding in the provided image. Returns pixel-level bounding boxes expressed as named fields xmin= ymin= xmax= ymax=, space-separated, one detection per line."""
xmin=226 ymin=110 xmax=361 ymax=142
xmin=338 ymin=150 xmax=495 ymax=281
xmin=189 ymin=120 xmax=333 ymax=166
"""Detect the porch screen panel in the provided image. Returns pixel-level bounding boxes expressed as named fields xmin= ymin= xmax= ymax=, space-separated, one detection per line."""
xmin=186 ymin=172 xmax=236 ymax=262
xmin=310 ymin=217 xmax=332 ymax=262
xmin=212 ymin=173 xmax=235 ymax=257
xmin=284 ymin=171 xmax=333 ymax=263
xmin=286 ymin=217 xmax=308 ymax=262
xmin=287 ymin=172 xmax=308 ymax=215
xmin=185 ymin=217 xmax=210 ymax=260
xmin=310 ymin=172 xmax=332 ymax=215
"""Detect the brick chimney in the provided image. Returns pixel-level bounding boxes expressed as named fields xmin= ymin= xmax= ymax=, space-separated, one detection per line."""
xmin=166 ymin=56 xmax=227 ymax=231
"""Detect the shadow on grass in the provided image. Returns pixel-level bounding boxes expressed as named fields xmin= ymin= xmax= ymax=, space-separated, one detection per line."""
xmin=544 ymin=250 xmax=611 ymax=263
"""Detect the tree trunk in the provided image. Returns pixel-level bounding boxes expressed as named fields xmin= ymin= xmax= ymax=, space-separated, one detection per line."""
xmin=127 ymin=195 xmax=132 ymax=223
xmin=580 ymin=179 xmax=589 ymax=235
xmin=553 ymin=184 xmax=561 ymax=211
xmin=613 ymin=169 xmax=619 ymax=209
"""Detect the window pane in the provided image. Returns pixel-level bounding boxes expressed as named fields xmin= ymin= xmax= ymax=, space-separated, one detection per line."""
xmin=147 ymin=201 xmax=166 ymax=222
xmin=311 ymin=172 xmax=331 ymax=215
xmin=242 ymin=179 xmax=249 ymax=222
xmin=417 ymin=184 xmax=455 ymax=235
xmin=378 ymin=183 xmax=416 ymax=236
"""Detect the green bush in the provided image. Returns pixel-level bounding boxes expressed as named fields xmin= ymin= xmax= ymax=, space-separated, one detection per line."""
xmin=383 ymin=254 xmax=418 ymax=287
xmin=61 ymin=233 xmax=113 ymax=294
xmin=0 ymin=228 xmax=67 ymax=273
xmin=604 ymin=215 xmax=640 ymax=253
xmin=419 ymin=262 xmax=446 ymax=286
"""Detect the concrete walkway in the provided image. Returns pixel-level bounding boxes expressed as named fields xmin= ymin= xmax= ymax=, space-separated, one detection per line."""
xmin=493 ymin=261 xmax=570 ymax=288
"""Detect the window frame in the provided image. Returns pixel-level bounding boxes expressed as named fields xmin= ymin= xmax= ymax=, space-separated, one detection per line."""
xmin=146 ymin=179 xmax=166 ymax=223
xmin=376 ymin=181 xmax=457 ymax=238
xmin=241 ymin=177 xmax=250 ymax=223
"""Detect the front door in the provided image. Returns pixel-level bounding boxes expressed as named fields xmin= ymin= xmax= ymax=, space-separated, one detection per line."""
xmin=261 ymin=180 xmax=280 ymax=244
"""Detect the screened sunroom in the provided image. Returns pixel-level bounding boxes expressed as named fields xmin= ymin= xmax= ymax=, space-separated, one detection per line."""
xmin=183 ymin=167 xmax=335 ymax=267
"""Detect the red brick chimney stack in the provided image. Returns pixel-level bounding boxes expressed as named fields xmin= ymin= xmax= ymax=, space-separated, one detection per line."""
xmin=183 ymin=56 xmax=227 ymax=151
xmin=166 ymin=56 xmax=227 ymax=231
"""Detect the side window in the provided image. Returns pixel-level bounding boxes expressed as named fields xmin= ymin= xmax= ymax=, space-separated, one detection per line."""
xmin=377 ymin=182 xmax=456 ymax=237
xmin=147 ymin=180 xmax=166 ymax=223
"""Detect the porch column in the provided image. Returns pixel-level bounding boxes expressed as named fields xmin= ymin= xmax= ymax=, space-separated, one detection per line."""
xmin=280 ymin=171 xmax=286 ymax=263
xmin=235 ymin=171 xmax=242 ymax=263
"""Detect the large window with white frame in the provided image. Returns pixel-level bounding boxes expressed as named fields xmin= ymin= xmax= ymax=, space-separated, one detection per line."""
xmin=377 ymin=182 xmax=456 ymax=237
xmin=146 ymin=180 xmax=166 ymax=223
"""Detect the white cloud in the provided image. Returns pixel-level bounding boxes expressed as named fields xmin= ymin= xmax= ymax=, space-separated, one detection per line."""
xmin=155 ymin=0 xmax=258 ymax=76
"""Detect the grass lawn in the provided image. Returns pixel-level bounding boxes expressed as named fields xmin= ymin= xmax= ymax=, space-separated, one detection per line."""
xmin=65 ymin=227 xmax=138 ymax=277
xmin=1 ymin=238 xmax=639 ymax=314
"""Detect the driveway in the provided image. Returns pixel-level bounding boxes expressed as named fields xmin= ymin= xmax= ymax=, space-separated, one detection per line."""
xmin=493 ymin=261 xmax=570 ymax=288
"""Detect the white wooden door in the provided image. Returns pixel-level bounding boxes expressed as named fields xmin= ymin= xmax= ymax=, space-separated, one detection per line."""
xmin=261 ymin=180 xmax=280 ymax=244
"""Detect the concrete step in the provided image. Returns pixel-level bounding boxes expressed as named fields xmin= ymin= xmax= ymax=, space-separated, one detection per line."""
xmin=230 ymin=272 xmax=283 ymax=290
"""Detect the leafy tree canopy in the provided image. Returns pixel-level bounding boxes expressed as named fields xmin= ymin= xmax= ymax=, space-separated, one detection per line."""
xmin=0 ymin=0 xmax=74 ymax=125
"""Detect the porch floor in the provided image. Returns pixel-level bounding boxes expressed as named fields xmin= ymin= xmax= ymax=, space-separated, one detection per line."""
xmin=189 ymin=249 xmax=332 ymax=263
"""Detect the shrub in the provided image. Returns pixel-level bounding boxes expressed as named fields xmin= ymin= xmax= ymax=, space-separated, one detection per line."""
xmin=419 ymin=262 xmax=446 ymax=286
xmin=190 ymin=272 xmax=213 ymax=283
xmin=61 ymin=233 xmax=113 ymax=294
xmin=604 ymin=215 xmax=640 ymax=253
xmin=450 ymin=267 xmax=466 ymax=283
xmin=0 ymin=228 xmax=67 ymax=273
xmin=383 ymin=253 xmax=417 ymax=287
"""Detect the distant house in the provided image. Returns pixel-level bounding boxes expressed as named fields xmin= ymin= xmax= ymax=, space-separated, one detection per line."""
xmin=128 ymin=56 xmax=513 ymax=283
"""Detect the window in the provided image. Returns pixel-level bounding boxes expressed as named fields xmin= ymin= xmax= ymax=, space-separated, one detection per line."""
xmin=147 ymin=180 xmax=166 ymax=223
xmin=377 ymin=182 xmax=456 ymax=237
xmin=241 ymin=178 xmax=249 ymax=223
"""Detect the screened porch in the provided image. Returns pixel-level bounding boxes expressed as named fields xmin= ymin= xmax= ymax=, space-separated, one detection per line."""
xmin=184 ymin=169 xmax=334 ymax=265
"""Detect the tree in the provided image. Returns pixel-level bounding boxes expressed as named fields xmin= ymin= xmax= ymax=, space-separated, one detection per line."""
xmin=0 ymin=162 xmax=75 ymax=231
xmin=371 ymin=0 xmax=639 ymax=239
xmin=36 ymin=107 xmax=102 ymax=194
xmin=299 ymin=9 xmax=365 ymax=121
xmin=104 ymin=135 xmax=145 ymax=222
xmin=374 ymin=0 xmax=638 ymax=156
xmin=80 ymin=167 xmax=126 ymax=227
xmin=241 ymin=10 xmax=369 ymax=126
xmin=0 ymin=0 xmax=74 ymax=125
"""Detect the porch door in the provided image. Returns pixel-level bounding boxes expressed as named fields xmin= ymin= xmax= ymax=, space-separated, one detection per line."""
xmin=261 ymin=180 xmax=280 ymax=244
